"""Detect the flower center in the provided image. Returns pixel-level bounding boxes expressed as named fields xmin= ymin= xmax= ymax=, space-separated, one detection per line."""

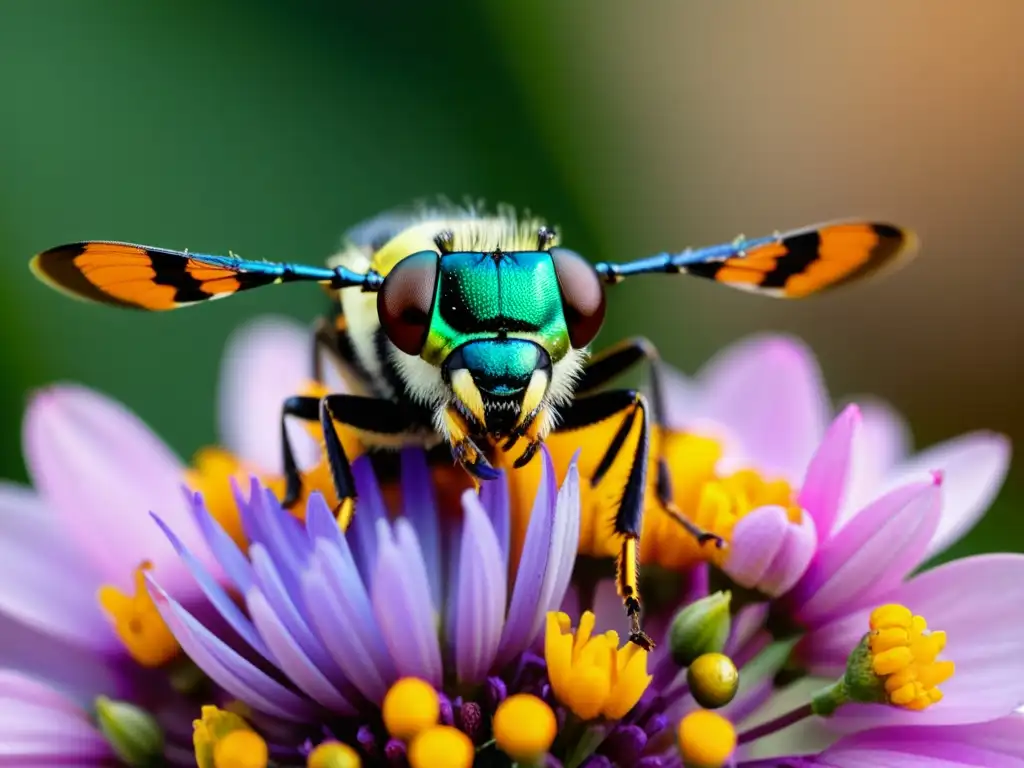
xmin=308 ymin=742 xmax=362 ymax=768
xmin=193 ymin=706 xmax=267 ymax=768
xmin=641 ymin=432 xmax=802 ymax=570
xmin=382 ymin=677 xmax=441 ymax=742
xmin=544 ymin=610 xmax=652 ymax=720
xmin=408 ymin=726 xmax=474 ymax=768
xmin=867 ymin=603 xmax=954 ymax=710
xmin=492 ymin=694 xmax=557 ymax=763
xmin=97 ymin=561 xmax=179 ymax=667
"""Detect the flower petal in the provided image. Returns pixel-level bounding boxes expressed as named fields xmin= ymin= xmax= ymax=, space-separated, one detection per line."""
xmin=799 ymin=405 xmax=859 ymax=541
xmin=723 ymin=506 xmax=789 ymax=589
xmin=370 ymin=520 xmax=443 ymax=687
xmin=837 ymin=397 xmax=912 ymax=528
xmin=819 ymin=715 xmax=1024 ymax=767
xmin=149 ymin=578 xmax=315 ymax=721
xmin=23 ymin=385 xmax=207 ymax=594
xmin=885 ymin=432 xmax=1011 ymax=559
xmin=697 ymin=334 xmax=830 ymax=482
xmin=400 ymin=448 xmax=443 ymax=610
xmin=454 ymin=492 xmax=507 ymax=684
xmin=0 ymin=483 xmax=114 ymax=650
xmin=758 ymin=510 xmax=817 ymax=597
xmin=824 ymin=554 xmax=1024 ymax=728
xmin=790 ymin=480 xmax=941 ymax=627
xmin=538 ymin=455 xmax=582 ymax=624
xmin=218 ymin=316 xmax=318 ymax=472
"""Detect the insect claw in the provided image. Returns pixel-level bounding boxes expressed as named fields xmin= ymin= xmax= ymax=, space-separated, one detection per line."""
xmin=513 ymin=440 xmax=541 ymax=469
xmin=453 ymin=439 xmax=500 ymax=481
xmin=628 ymin=631 xmax=655 ymax=651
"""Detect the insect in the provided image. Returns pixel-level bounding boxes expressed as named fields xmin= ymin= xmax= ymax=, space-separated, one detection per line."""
xmin=30 ymin=204 xmax=916 ymax=649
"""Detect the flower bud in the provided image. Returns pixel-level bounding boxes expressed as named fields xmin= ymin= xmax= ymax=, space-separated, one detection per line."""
xmin=687 ymin=653 xmax=740 ymax=709
xmin=668 ymin=591 xmax=732 ymax=668
xmin=95 ymin=696 xmax=164 ymax=767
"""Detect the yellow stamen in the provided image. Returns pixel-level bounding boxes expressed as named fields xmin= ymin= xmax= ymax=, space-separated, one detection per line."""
xmin=308 ymin=741 xmax=362 ymax=768
xmin=193 ymin=706 xmax=262 ymax=768
xmin=213 ymin=730 xmax=268 ymax=768
xmin=407 ymin=726 xmax=473 ymax=768
xmin=450 ymin=369 xmax=487 ymax=425
xmin=867 ymin=603 xmax=954 ymax=711
xmin=545 ymin=611 xmax=652 ymax=720
xmin=492 ymin=694 xmax=556 ymax=763
xmin=382 ymin=677 xmax=440 ymax=741
xmin=677 ymin=710 xmax=736 ymax=768
xmin=98 ymin=561 xmax=179 ymax=667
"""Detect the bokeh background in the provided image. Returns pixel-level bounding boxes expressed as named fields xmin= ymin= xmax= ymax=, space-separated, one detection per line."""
xmin=1 ymin=1 xmax=1020 ymax=558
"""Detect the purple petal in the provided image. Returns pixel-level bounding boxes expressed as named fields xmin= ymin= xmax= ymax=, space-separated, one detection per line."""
xmin=305 ymin=492 xmax=355 ymax=569
xmin=0 ymin=483 xmax=114 ymax=650
xmin=148 ymin=578 xmax=315 ymax=721
xmin=218 ymin=317 xmax=317 ymax=472
xmin=818 ymin=554 xmax=1024 ymax=728
xmin=246 ymin=589 xmax=356 ymax=714
xmin=837 ymin=397 xmax=912 ymax=527
xmin=151 ymin=511 xmax=271 ymax=660
xmin=479 ymin=471 xmax=511 ymax=573
xmin=884 ymin=432 xmax=1010 ymax=559
xmin=696 ymin=335 xmax=830 ymax=483
xmin=758 ymin=510 xmax=817 ymax=597
xmin=541 ymin=458 xmax=582 ymax=622
xmin=454 ymin=492 xmax=508 ymax=684
xmin=303 ymin=541 xmax=396 ymax=704
xmin=722 ymin=506 xmax=789 ymax=589
xmin=820 ymin=715 xmax=1024 ymax=766
xmin=348 ymin=458 xmax=389 ymax=582
xmin=799 ymin=404 xmax=859 ymax=541
xmin=725 ymin=604 xmax=769 ymax=657
xmin=190 ymin=489 xmax=256 ymax=595
xmin=237 ymin=479 xmax=308 ymax=604
xmin=0 ymin=679 xmax=112 ymax=764
xmin=370 ymin=520 xmax=443 ymax=687
xmin=790 ymin=480 xmax=940 ymax=627
xmin=494 ymin=448 xmax=557 ymax=668
xmin=400 ymin=448 xmax=443 ymax=610
xmin=23 ymin=384 xmax=209 ymax=594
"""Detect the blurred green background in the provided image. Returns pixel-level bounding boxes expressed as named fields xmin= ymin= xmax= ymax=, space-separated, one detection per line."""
xmin=1 ymin=1 xmax=1020 ymax=557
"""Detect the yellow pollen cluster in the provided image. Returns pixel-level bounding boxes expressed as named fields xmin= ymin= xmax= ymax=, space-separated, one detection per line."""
xmin=545 ymin=611 xmax=652 ymax=720
xmin=868 ymin=603 xmax=954 ymax=710
xmin=193 ymin=706 xmax=267 ymax=768
xmin=640 ymin=433 xmax=801 ymax=570
xmin=97 ymin=561 xmax=180 ymax=667
xmin=307 ymin=741 xmax=362 ymax=768
xmin=407 ymin=726 xmax=474 ymax=768
xmin=493 ymin=694 xmax=557 ymax=763
xmin=677 ymin=710 xmax=736 ymax=768
xmin=382 ymin=678 xmax=441 ymax=742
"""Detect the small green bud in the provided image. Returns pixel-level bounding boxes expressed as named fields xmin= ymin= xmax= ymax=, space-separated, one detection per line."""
xmin=687 ymin=652 xmax=740 ymax=709
xmin=811 ymin=633 xmax=887 ymax=717
xmin=95 ymin=696 xmax=164 ymax=767
xmin=669 ymin=591 xmax=732 ymax=667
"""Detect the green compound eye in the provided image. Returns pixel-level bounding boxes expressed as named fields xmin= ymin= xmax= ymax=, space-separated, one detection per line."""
xmin=377 ymin=250 xmax=440 ymax=355
xmin=550 ymin=247 xmax=606 ymax=348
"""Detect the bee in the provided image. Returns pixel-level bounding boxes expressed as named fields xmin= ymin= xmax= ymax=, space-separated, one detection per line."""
xmin=30 ymin=204 xmax=916 ymax=649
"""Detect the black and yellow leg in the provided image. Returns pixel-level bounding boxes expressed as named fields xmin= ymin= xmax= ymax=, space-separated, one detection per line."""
xmin=279 ymin=394 xmax=407 ymax=509
xmin=576 ymin=338 xmax=724 ymax=549
xmin=554 ymin=388 xmax=654 ymax=650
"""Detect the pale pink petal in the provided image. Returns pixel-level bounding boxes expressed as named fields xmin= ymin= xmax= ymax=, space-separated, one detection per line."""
xmin=819 ymin=716 xmax=1024 ymax=767
xmin=0 ymin=483 xmax=115 ymax=650
xmin=821 ymin=554 xmax=1024 ymax=729
xmin=696 ymin=335 xmax=830 ymax=483
xmin=759 ymin=510 xmax=817 ymax=597
xmin=723 ymin=506 xmax=788 ymax=589
xmin=23 ymin=385 xmax=211 ymax=595
xmin=799 ymin=405 xmax=860 ymax=541
xmin=836 ymin=397 xmax=912 ymax=528
xmin=218 ymin=317 xmax=319 ymax=472
xmin=880 ymin=432 xmax=1010 ymax=559
xmin=790 ymin=480 xmax=941 ymax=628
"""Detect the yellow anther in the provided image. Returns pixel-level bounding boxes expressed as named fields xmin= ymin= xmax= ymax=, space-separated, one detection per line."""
xmin=193 ymin=706 xmax=259 ymax=768
xmin=677 ymin=710 xmax=736 ymax=768
xmin=308 ymin=741 xmax=362 ymax=768
xmin=382 ymin=677 xmax=440 ymax=741
xmin=213 ymin=730 xmax=268 ymax=768
xmin=545 ymin=611 xmax=652 ymax=721
xmin=493 ymin=694 xmax=557 ymax=763
xmin=98 ymin=561 xmax=180 ymax=667
xmin=407 ymin=726 xmax=474 ymax=768
xmin=687 ymin=653 xmax=740 ymax=710
xmin=866 ymin=603 xmax=954 ymax=711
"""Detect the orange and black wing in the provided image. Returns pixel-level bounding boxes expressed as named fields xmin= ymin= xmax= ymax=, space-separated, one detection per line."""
xmin=30 ymin=241 xmax=361 ymax=311
xmin=598 ymin=222 xmax=917 ymax=298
